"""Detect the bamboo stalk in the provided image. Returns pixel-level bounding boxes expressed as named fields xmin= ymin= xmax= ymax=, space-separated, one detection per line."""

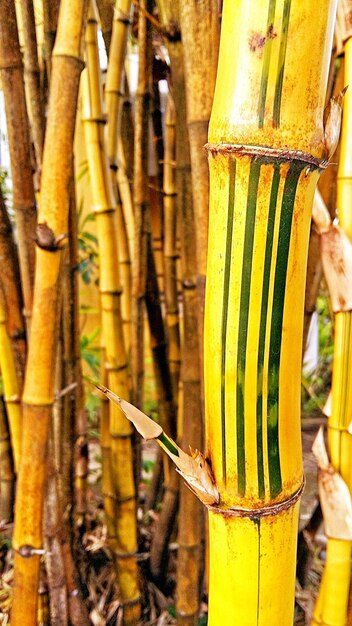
xmin=0 ymin=295 xmax=22 ymax=472
xmin=132 ymin=0 xmax=153 ymax=408
xmin=312 ymin=30 xmax=352 ymax=626
xmin=0 ymin=0 xmax=37 ymax=321
xmin=11 ymin=2 xmax=89 ymax=623
xmin=0 ymin=187 xmax=26 ymax=391
xmin=19 ymin=0 xmax=45 ymax=175
xmin=204 ymin=2 xmax=336 ymax=624
xmin=178 ymin=0 xmax=219 ymax=393
xmin=43 ymin=0 xmax=60 ymax=82
xmin=0 ymin=396 xmax=15 ymax=523
xmin=96 ymin=0 xmax=114 ymax=55
xmin=163 ymin=94 xmax=180 ymax=401
xmin=105 ymin=0 xmax=133 ymax=352
xmin=82 ymin=5 xmax=140 ymax=620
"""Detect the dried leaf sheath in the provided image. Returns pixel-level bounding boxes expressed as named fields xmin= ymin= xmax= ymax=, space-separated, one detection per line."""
xmin=204 ymin=1 xmax=336 ymax=624
xmin=11 ymin=2 xmax=89 ymax=624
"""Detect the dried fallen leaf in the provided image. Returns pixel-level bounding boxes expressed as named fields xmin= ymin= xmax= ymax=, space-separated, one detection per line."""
xmin=312 ymin=189 xmax=331 ymax=233
xmin=312 ymin=427 xmax=352 ymax=540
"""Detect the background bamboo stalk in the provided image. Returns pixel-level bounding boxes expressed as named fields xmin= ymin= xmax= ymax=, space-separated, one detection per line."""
xmin=82 ymin=5 xmax=140 ymax=618
xmin=105 ymin=0 xmax=133 ymax=353
xmin=96 ymin=0 xmax=114 ymax=55
xmin=0 ymin=396 xmax=15 ymax=522
xmin=163 ymin=94 xmax=180 ymax=403
xmin=132 ymin=0 xmax=153 ymax=408
xmin=313 ymin=28 xmax=352 ymax=626
xmin=0 ymin=187 xmax=26 ymax=390
xmin=178 ymin=0 xmax=219 ymax=393
xmin=0 ymin=296 xmax=22 ymax=473
xmin=0 ymin=0 xmax=37 ymax=321
xmin=43 ymin=0 xmax=61 ymax=83
xmin=11 ymin=2 xmax=89 ymax=623
xmin=19 ymin=0 xmax=45 ymax=176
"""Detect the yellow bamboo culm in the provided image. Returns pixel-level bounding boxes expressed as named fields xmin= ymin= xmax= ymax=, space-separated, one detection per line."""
xmin=11 ymin=1 xmax=89 ymax=624
xmin=0 ymin=297 xmax=21 ymax=473
xmin=82 ymin=3 xmax=140 ymax=622
xmin=204 ymin=2 xmax=336 ymax=624
xmin=312 ymin=33 xmax=352 ymax=626
xmin=105 ymin=0 xmax=133 ymax=352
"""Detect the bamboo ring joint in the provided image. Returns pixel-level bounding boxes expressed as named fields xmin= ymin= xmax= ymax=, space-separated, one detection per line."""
xmin=205 ymin=143 xmax=327 ymax=169
xmin=207 ymin=480 xmax=305 ymax=518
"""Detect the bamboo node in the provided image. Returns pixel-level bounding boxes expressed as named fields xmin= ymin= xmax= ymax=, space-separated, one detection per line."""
xmin=207 ymin=481 xmax=305 ymax=518
xmin=205 ymin=143 xmax=327 ymax=169
xmin=16 ymin=544 xmax=49 ymax=558
xmin=35 ymin=222 xmax=67 ymax=252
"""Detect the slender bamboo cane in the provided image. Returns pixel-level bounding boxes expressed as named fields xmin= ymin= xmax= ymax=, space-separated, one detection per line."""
xmin=0 ymin=295 xmax=22 ymax=472
xmin=147 ymin=238 xmax=179 ymax=582
xmin=204 ymin=2 xmax=336 ymax=624
xmin=82 ymin=5 xmax=140 ymax=619
xmin=43 ymin=0 xmax=60 ymax=83
xmin=0 ymin=396 xmax=15 ymax=523
xmin=312 ymin=31 xmax=352 ymax=626
xmin=0 ymin=188 xmax=26 ymax=390
xmin=0 ymin=0 xmax=36 ymax=321
xmin=163 ymin=94 xmax=180 ymax=401
xmin=178 ymin=0 xmax=219 ymax=392
xmin=19 ymin=0 xmax=45 ymax=175
xmin=11 ymin=2 xmax=89 ymax=623
xmin=96 ymin=0 xmax=114 ymax=55
xmin=150 ymin=60 xmax=165 ymax=294
xmin=132 ymin=0 xmax=153 ymax=408
xmin=44 ymin=429 xmax=69 ymax=626
xmin=158 ymin=2 xmax=204 ymax=616
xmin=105 ymin=0 xmax=133 ymax=352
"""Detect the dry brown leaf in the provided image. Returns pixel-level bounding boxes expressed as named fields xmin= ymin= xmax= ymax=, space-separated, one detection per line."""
xmin=96 ymin=383 xmax=220 ymax=505
xmin=320 ymin=223 xmax=352 ymax=312
xmin=95 ymin=383 xmax=163 ymax=440
xmin=312 ymin=427 xmax=352 ymax=540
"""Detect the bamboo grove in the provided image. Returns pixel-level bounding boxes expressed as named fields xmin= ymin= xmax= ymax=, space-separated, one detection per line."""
xmin=0 ymin=0 xmax=351 ymax=625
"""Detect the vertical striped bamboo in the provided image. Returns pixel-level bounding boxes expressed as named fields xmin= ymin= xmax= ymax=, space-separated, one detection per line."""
xmin=82 ymin=4 xmax=140 ymax=619
xmin=204 ymin=2 xmax=336 ymax=624
xmin=11 ymin=2 xmax=88 ymax=624
xmin=312 ymin=32 xmax=352 ymax=626
xmin=0 ymin=0 xmax=36 ymax=320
